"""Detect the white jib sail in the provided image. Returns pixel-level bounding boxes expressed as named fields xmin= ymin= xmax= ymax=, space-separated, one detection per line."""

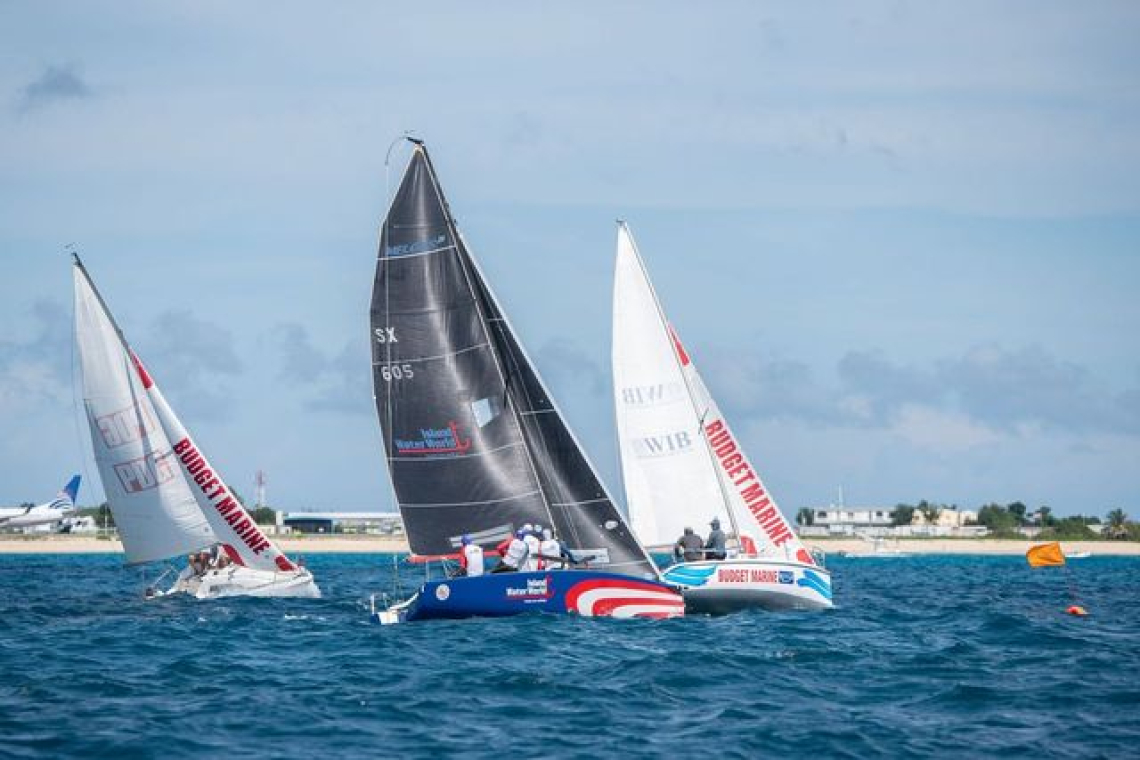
xmin=612 ymin=223 xmax=816 ymax=565
xmin=612 ymin=224 xmax=731 ymax=547
xmin=74 ymin=265 xmax=216 ymax=564
xmin=133 ymin=354 xmax=298 ymax=574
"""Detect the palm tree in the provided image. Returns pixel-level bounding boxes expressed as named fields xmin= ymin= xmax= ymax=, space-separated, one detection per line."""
xmin=796 ymin=508 xmax=814 ymax=527
xmin=1106 ymin=508 xmax=1128 ymax=539
xmin=918 ymin=500 xmax=942 ymax=525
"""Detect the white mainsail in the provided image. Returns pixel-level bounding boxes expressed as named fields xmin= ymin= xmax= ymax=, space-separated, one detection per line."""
xmin=612 ymin=223 xmax=817 ymax=565
xmin=74 ymin=263 xmax=216 ymax=564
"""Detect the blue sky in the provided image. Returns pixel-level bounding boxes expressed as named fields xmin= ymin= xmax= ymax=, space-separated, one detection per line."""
xmin=1 ymin=2 xmax=1137 ymax=516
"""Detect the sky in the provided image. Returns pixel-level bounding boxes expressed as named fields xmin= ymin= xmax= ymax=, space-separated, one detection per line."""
xmin=1 ymin=2 xmax=1138 ymax=517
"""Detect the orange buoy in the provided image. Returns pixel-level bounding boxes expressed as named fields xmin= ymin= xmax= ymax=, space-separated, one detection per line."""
xmin=1066 ymin=605 xmax=1088 ymax=617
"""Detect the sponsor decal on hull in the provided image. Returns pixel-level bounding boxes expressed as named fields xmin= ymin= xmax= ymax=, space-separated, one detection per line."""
xmin=663 ymin=564 xmax=717 ymax=588
xmin=506 ymin=575 xmax=554 ymax=602
xmin=797 ymin=569 xmax=832 ymax=601
xmin=566 ymin=578 xmax=685 ymax=619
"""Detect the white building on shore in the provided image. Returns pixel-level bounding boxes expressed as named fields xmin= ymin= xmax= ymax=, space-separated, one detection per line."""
xmin=799 ymin=505 xmax=985 ymax=538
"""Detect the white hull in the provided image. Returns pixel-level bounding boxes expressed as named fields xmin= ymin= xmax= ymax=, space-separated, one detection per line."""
xmin=663 ymin=559 xmax=832 ymax=613
xmin=157 ymin=566 xmax=321 ymax=599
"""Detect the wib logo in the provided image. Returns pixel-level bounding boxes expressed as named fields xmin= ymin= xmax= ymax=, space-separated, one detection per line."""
xmin=114 ymin=450 xmax=177 ymax=493
xmin=620 ymin=383 xmax=685 ymax=407
xmin=95 ymin=402 xmax=157 ymax=448
xmin=633 ymin=430 xmax=693 ymax=457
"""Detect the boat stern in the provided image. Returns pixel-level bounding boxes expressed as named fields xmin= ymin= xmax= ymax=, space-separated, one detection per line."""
xmin=664 ymin=559 xmax=833 ymax=613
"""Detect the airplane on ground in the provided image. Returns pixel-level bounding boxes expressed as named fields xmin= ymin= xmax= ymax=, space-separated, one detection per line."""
xmin=0 ymin=475 xmax=81 ymax=530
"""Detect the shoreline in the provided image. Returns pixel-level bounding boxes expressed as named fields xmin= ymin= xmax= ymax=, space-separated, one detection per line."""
xmin=1 ymin=535 xmax=1139 ymax=556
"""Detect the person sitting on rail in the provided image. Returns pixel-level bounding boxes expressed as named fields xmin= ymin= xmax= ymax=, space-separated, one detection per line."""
xmin=522 ymin=526 xmax=543 ymax=572
xmin=492 ymin=529 xmax=529 ymax=573
xmin=458 ymin=534 xmax=484 ymax=578
xmin=673 ymin=527 xmax=705 ymax=563
xmin=704 ymin=518 xmax=728 ymax=561
xmin=539 ymin=528 xmax=568 ymax=569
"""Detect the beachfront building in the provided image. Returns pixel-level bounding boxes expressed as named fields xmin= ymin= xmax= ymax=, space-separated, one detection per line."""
xmin=799 ymin=507 xmax=894 ymax=537
xmin=799 ymin=506 xmax=986 ymax=538
xmin=281 ymin=512 xmax=404 ymax=535
xmin=911 ymin=507 xmax=980 ymax=529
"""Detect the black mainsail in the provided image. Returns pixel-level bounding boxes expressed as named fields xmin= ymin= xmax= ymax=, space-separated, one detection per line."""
xmin=370 ymin=141 xmax=656 ymax=578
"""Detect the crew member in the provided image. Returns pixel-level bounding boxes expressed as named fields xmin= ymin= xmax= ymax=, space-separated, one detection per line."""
xmin=459 ymin=534 xmax=484 ymax=578
xmin=492 ymin=530 xmax=528 ymax=573
xmin=673 ymin=527 xmax=704 ymax=563
xmin=522 ymin=526 xmax=542 ymax=572
xmin=705 ymin=517 xmax=727 ymax=560
xmin=539 ymin=528 xmax=566 ymax=570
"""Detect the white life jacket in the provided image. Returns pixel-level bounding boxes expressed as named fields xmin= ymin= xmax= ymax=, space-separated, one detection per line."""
xmin=463 ymin=543 xmax=484 ymax=577
xmin=539 ymin=538 xmax=562 ymax=569
xmin=503 ymin=538 xmax=528 ymax=569
xmin=522 ymin=534 xmax=542 ymax=571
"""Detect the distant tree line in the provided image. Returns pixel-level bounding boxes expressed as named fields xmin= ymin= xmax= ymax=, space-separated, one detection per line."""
xmin=880 ymin=500 xmax=1137 ymax=541
xmin=69 ymin=490 xmax=279 ymax=529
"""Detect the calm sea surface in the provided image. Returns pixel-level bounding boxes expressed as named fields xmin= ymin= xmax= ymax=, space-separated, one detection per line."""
xmin=1 ymin=553 xmax=1138 ymax=759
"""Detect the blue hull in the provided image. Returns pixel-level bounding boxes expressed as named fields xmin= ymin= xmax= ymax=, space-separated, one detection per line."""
xmin=373 ymin=569 xmax=684 ymax=623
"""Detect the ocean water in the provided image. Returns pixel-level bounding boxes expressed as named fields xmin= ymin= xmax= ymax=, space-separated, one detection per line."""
xmin=1 ymin=553 xmax=1138 ymax=759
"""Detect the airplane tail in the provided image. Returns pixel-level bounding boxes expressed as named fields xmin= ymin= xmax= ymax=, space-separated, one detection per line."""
xmin=53 ymin=475 xmax=81 ymax=509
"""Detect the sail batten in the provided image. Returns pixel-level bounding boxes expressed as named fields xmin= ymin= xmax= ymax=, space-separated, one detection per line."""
xmin=371 ymin=143 xmax=657 ymax=578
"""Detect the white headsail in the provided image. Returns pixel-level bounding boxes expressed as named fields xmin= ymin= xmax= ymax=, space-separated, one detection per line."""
xmin=612 ymin=223 xmax=817 ymax=566
xmin=74 ymin=263 xmax=215 ymax=564
xmin=134 ymin=353 xmax=299 ymax=573
xmin=612 ymin=226 xmax=729 ymax=545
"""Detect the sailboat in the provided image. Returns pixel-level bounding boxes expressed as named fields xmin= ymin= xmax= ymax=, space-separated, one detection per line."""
xmin=611 ymin=222 xmax=832 ymax=612
xmin=73 ymin=255 xmax=320 ymax=599
xmin=845 ymin=533 xmax=909 ymax=558
xmin=368 ymin=140 xmax=684 ymax=624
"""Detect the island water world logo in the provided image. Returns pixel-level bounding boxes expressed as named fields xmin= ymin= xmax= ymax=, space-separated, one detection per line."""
xmin=394 ymin=421 xmax=472 ymax=456
xmin=506 ymin=576 xmax=552 ymax=602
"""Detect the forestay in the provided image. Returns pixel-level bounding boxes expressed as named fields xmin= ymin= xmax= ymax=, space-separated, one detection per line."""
xmin=371 ymin=142 xmax=658 ymax=578
xmin=612 ymin=223 xmax=816 ymax=566
xmin=73 ymin=260 xmax=215 ymax=564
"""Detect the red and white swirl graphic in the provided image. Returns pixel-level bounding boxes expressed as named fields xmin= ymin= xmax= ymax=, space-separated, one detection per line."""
xmin=566 ymin=579 xmax=685 ymax=619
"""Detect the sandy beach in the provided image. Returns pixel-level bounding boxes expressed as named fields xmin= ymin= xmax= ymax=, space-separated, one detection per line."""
xmin=2 ymin=535 xmax=1138 ymax=556
xmin=0 ymin=535 xmax=410 ymax=555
